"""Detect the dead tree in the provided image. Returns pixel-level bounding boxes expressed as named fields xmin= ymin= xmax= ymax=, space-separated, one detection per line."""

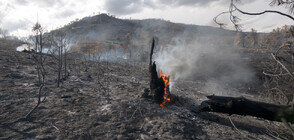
xmin=198 ymin=45 xmax=294 ymax=135
xmin=149 ymin=38 xmax=164 ymax=104
xmin=64 ymin=41 xmax=68 ymax=79
xmin=213 ymin=0 xmax=294 ymax=135
xmin=52 ymin=30 xmax=67 ymax=87
xmin=25 ymin=22 xmax=47 ymax=119
xmin=148 ymin=38 xmax=174 ymax=106
xmin=262 ymin=43 xmax=294 ymax=105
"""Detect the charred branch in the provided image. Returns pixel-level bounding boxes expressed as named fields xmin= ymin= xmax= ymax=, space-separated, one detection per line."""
xmin=233 ymin=4 xmax=294 ymax=21
xmin=271 ymin=53 xmax=294 ymax=79
xmin=214 ymin=0 xmax=294 ymax=30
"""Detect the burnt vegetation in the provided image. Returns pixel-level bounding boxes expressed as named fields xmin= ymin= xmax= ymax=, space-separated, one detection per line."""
xmin=1 ymin=1 xmax=294 ymax=139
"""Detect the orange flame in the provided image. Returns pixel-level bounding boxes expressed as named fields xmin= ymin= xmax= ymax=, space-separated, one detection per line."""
xmin=159 ymin=72 xmax=171 ymax=107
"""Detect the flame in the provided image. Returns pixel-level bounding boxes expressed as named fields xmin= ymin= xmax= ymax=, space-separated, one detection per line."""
xmin=159 ymin=72 xmax=171 ymax=107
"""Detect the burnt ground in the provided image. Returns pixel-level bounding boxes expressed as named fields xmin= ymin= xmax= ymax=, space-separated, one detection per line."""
xmin=0 ymin=49 xmax=293 ymax=140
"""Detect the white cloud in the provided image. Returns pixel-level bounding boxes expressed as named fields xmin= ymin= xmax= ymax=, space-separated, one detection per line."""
xmin=2 ymin=19 xmax=32 ymax=32
xmin=104 ymin=0 xmax=146 ymax=15
xmin=54 ymin=9 xmax=75 ymax=19
xmin=157 ymin=0 xmax=219 ymax=7
xmin=13 ymin=0 xmax=29 ymax=5
xmin=0 ymin=0 xmax=292 ymax=37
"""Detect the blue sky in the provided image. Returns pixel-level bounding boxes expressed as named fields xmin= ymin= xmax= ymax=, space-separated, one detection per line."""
xmin=0 ymin=0 xmax=293 ymax=37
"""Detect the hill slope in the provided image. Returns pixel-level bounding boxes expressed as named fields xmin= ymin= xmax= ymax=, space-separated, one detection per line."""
xmin=53 ymin=14 xmax=236 ymax=46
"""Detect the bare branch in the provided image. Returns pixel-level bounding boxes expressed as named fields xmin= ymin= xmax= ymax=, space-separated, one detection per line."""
xmin=262 ymin=71 xmax=291 ymax=77
xmin=271 ymin=53 xmax=294 ymax=79
xmin=214 ymin=0 xmax=294 ymax=31
xmin=232 ymin=3 xmax=294 ymax=21
xmin=275 ymin=43 xmax=291 ymax=55
xmin=270 ymin=0 xmax=294 ymax=14
xmin=228 ymin=117 xmax=243 ymax=136
xmin=213 ymin=11 xmax=230 ymax=29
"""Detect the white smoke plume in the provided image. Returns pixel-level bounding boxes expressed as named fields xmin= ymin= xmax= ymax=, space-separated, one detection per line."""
xmin=154 ymin=36 xmax=254 ymax=94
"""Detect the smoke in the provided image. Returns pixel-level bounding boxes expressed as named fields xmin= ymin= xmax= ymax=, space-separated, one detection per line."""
xmin=157 ymin=0 xmax=219 ymax=7
xmin=154 ymin=36 xmax=254 ymax=94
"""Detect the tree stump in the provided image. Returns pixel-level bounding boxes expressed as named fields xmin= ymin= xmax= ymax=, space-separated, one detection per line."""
xmin=149 ymin=38 xmax=165 ymax=104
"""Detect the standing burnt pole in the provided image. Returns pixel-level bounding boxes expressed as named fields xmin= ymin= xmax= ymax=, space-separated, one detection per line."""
xmin=149 ymin=38 xmax=165 ymax=104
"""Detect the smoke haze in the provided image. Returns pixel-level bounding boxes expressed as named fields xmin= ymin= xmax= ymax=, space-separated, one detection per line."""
xmin=154 ymin=36 xmax=254 ymax=94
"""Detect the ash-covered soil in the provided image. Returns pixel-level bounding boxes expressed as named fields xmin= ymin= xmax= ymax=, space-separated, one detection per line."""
xmin=0 ymin=49 xmax=292 ymax=139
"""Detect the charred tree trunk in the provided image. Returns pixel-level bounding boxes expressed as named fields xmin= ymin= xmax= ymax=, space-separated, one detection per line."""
xmin=200 ymin=95 xmax=294 ymax=123
xmin=57 ymin=45 xmax=61 ymax=87
xmin=61 ymin=44 xmax=63 ymax=80
xmin=64 ymin=48 xmax=68 ymax=79
xmin=149 ymin=38 xmax=165 ymax=104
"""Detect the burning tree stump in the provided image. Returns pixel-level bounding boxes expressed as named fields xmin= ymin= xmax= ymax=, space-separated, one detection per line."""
xmin=147 ymin=38 xmax=293 ymax=123
xmin=200 ymin=95 xmax=294 ymax=123
xmin=149 ymin=38 xmax=172 ymax=106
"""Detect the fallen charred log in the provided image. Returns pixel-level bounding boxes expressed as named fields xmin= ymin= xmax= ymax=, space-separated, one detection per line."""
xmin=199 ymin=95 xmax=294 ymax=123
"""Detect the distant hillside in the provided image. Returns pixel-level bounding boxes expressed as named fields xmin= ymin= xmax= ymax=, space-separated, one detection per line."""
xmin=51 ymin=14 xmax=236 ymax=47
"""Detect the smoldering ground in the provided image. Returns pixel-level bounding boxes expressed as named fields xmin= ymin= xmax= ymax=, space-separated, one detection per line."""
xmin=154 ymin=35 xmax=255 ymax=95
